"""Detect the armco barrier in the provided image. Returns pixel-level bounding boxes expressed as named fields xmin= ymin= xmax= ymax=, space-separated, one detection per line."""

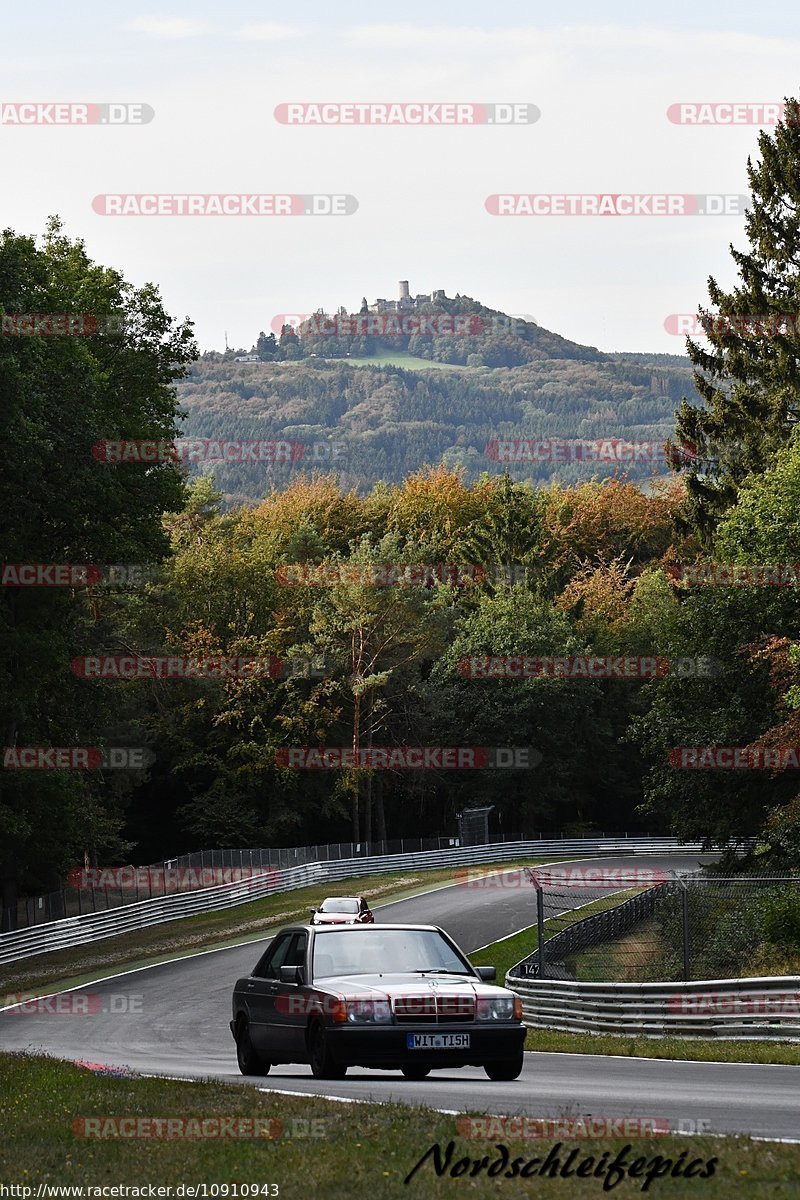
xmin=0 ymin=836 xmax=712 ymax=966
xmin=505 ymin=973 xmax=800 ymax=1040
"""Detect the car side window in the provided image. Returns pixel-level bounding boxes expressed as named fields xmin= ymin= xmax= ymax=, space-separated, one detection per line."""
xmin=283 ymin=932 xmax=307 ymax=970
xmin=253 ymin=933 xmax=293 ymax=979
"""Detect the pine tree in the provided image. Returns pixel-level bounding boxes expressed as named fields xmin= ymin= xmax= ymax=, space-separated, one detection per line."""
xmin=670 ymin=96 xmax=800 ymax=543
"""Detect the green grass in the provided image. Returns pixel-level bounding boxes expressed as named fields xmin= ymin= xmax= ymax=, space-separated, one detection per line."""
xmin=524 ymin=1028 xmax=800 ymax=1065
xmin=1 ymin=859 xmax=554 ymax=1000
xmin=326 ymin=351 xmax=470 ymax=370
xmin=568 ymin=916 xmax=664 ymax=982
xmin=1 ymin=1053 xmax=799 ymax=1196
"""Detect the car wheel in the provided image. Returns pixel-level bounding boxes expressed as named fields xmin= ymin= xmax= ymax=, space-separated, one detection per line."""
xmin=235 ymin=1017 xmax=270 ymax=1076
xmin=484 ymin=1053 xmax=524 ymax=1081
xmin=401 ymin=1064 xmax=431 ymax=1080
xmin=308 ymin=1021 xmax=347 ymax=1080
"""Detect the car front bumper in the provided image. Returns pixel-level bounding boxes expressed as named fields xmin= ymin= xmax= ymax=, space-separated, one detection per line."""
xmin=325 ymin=1022 xmax=525 ymax=1068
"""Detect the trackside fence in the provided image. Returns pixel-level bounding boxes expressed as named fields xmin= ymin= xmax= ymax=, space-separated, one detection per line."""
xmin=0 ymin=835 xmax=716 ymax=966
xmin=7 ymin=831 xmax=659 ymax=931
xmin=505 ymin=872 xmax=800 ymax=1039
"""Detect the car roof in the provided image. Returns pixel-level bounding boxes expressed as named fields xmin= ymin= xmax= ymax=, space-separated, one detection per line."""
xmin=271 ymin=922 xmax=442 ymax=935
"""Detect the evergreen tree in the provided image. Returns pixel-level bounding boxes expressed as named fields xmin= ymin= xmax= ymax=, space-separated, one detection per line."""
xmin=671 ymin=96 xmax=800 ymax=544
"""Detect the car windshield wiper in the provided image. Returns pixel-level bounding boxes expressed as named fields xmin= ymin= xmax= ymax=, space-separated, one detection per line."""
xmin=410 ymin=968 xmax=470 ymax=975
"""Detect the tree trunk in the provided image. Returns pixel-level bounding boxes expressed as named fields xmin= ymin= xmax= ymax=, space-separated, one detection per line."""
xmin=351 ymin=690 xmax=360 ymax=843
xmin=364 ymin=693 xmax=374 ymax=849
xmin=376 ymin=773 xmax=388 ymax=844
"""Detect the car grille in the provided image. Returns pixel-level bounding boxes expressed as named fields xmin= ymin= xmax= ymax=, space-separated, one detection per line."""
xmin=393 ymin=994 xmax=475 ymax=1023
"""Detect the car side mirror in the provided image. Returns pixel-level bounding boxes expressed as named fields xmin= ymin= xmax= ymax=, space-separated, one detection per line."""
xmin=475 ymin=966 xmax=496 ymax=981
xmin=279 ymin=965 xmax=305 ymax=984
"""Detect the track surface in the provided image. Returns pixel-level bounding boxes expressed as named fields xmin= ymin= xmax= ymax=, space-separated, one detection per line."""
xmin=3 ymin=854 xmax=800 ymax=1140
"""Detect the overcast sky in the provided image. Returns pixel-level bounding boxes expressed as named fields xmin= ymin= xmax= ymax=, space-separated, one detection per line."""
xmin=3 ymin=1 xmax=799 ymax=354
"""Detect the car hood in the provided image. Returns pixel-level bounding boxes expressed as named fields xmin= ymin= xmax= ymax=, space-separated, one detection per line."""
xmin=312 ymin=972 xmax=510 ymax=998
xmin=314 ymin=913 xmax=358 ymax=923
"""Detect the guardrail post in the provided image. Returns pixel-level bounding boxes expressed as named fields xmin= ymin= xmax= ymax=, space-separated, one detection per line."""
xmin=538 ymin=890 xmax=546 ymax=977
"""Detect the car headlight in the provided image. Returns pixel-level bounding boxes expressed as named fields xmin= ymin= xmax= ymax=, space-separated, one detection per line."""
xmin=345 ymin=999 xmax=393 ymax=1024
xmin=475 ymin=996 xmax=517 ymax=1021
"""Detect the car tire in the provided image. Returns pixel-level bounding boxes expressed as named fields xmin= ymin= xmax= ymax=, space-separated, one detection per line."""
xmin=235 ymin=1017 xmax=270 ymax=1076
xmin=308 ymin=1021 xmax=347 ymax=1080
xmin=484 ymin=1053 xmax=524 ymax=1081
xmin=401 ymin=1064 xmax=431 ymax=1080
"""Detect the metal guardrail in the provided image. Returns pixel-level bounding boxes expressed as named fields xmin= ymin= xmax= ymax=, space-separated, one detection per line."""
xmin=0 ymin=836 xmax=709 ymax=967
xmin=506 ymin=974 xmax=800 ymax=1040
xmin=8 ymin=830 xmax=673 ymax=931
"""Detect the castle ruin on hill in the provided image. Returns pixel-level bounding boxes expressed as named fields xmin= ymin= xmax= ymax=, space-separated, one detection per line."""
xmin=368 ymin=281 xmax=446 ymax=314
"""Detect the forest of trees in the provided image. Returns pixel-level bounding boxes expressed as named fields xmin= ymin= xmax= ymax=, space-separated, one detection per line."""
xmin=5 ymin=100 xmax=800 ymax=921
xmin=178 ymin=351 xmax=698 ymax=504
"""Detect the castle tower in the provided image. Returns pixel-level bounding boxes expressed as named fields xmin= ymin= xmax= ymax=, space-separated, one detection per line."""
xmin=399 ymin=280 xmax=410 ymax=301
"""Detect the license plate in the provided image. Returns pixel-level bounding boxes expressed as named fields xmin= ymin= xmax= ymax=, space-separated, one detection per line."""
xmin=407 ymin=1033 xmax=470 ymax=1050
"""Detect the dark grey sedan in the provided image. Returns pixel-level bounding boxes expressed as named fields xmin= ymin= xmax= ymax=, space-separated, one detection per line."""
xmin=230 ymin=922 xmax=526 ymax=1081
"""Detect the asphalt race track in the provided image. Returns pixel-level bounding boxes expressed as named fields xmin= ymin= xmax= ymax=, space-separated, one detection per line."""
xmin=3 ymin=853 xmax=800 ymax=1141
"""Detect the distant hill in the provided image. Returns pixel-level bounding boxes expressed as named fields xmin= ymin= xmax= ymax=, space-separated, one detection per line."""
xmin=177 ymin=298 xmax=698 ymax=505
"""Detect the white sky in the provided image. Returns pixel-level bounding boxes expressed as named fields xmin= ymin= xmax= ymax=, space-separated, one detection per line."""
xmin=2 ymin=1 xmax=799 ymax=353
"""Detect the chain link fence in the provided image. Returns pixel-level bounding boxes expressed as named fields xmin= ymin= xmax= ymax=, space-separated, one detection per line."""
xmin=516 ymin=871 xmax=800 ymax=983
xmin=4 ymin=829 xmax=649 ymax=931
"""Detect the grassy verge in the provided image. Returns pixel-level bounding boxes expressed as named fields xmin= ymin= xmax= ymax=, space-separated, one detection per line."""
xmin=1 ymin=859 xmax=551 ymax=999
xmin=570 ymin=917 xmax=663 ymax=982
xmin=470 ymin=888 xmax=642 ymax=981
xmin=1 ymin=1053 xmax=798 ymax=1197
xmin=524 ymin=1028 xmax=800 ymax=1065
xmin=331 ymin=351 xmax=468 ymax=370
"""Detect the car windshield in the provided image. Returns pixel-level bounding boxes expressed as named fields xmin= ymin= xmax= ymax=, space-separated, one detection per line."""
xmin=320 ymin=898 xmax=359 ymax=913
xmin=312 ymin=928 xmax=472 ymax=977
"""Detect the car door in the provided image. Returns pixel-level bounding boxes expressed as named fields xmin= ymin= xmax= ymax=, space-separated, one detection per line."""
xmin=268 ymin=932 xmax=309 ymax=1059
xmin=244 ymin=933 xmax=294 ymax=1051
